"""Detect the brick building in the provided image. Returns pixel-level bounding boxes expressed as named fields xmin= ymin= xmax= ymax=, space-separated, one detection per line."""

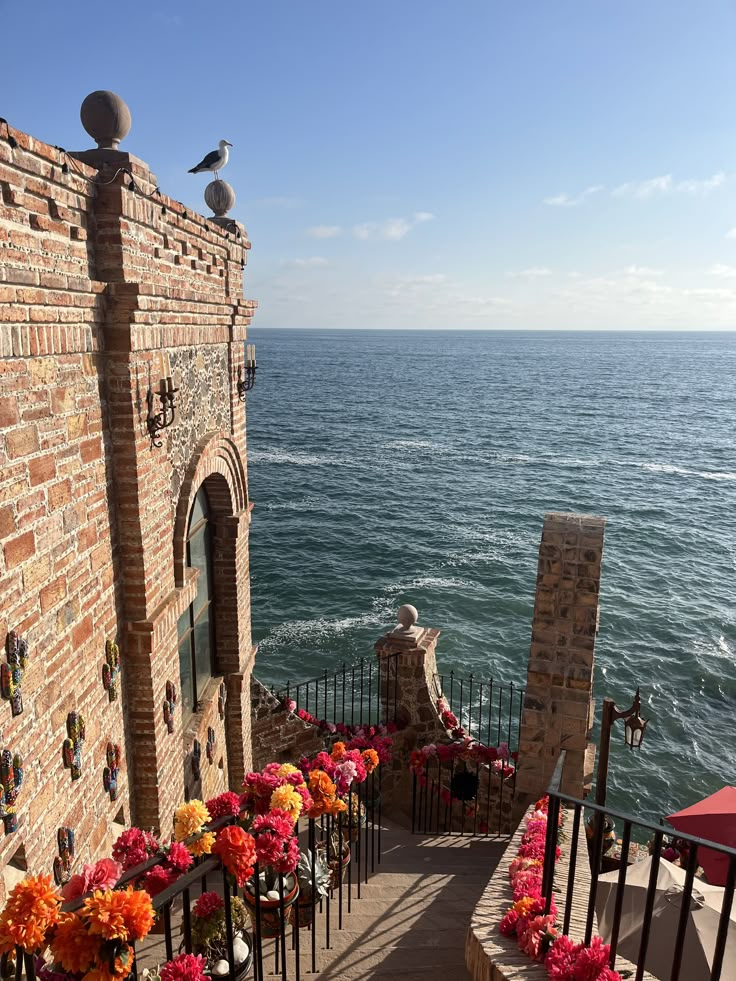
xmin=0 ymin=94 xmax=257 ymax=891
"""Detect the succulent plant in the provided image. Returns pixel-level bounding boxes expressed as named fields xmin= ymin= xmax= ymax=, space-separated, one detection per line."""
xmin=296 ymin=848 xmax=331 ymax=902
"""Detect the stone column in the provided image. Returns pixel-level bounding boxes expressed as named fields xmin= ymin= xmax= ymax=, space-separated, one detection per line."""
xmin=374 ymin=605 xmax=448 ymax=815
xmin=514 ymin=513 xmax=605 ymax=816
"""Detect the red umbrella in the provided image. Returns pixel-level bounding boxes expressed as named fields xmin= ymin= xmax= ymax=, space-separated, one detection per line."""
xmin=668 ymin=786 xmax=736 ymax=886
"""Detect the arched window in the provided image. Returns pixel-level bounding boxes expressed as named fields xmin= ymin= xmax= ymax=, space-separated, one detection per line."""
xmin=177 ymin=486 xmax=215 ymax=716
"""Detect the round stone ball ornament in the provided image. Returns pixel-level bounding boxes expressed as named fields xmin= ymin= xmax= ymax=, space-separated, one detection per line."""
xmin=80 ymin=91 xmax=132 ymax=149
xmin=205 ymin=180 xmax=236 ymax=217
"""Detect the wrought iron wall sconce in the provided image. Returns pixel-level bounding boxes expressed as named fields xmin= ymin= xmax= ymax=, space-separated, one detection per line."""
xmin=102 ymin=639 xmax=120 ymax=702
xmin=103 ymin=742 xmax=121 ymax=802
xmin=0 ymin=749 xmax=24 ymax=834
xmin=146 ymin=376 xmax=178 ymax=447
xmin=63 ymin=712 xmax=85 ymax=780
xmin=53 ymin=827 xmax=75 ymax=886
xmin=2 ymin=630 xmax=28 ymax=717
xmin=237 ymin=344 xmax=257 ymax=400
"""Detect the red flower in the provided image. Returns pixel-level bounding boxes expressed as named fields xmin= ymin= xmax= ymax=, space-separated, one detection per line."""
xmin=193 ymin=891 xmax=224 ymax=919
xmin=166 ymin=842 xmax=194 ymax=873
xmin=571 ymin=935 xmax=612 ymax=980
xmin=212 ymin=826 xmax=256 ymax=888
xmin=142 ymin=865 xmax=177 ymax=896
xmin=544 ymin=934 xmax=579 ymax=979
xmin=499 ymin=908 xmax=519 ymax=937
xmin=206 ymin=791 xmax=242 ymax=819
xmin=112 ymin=829 xmax=159 ymax=871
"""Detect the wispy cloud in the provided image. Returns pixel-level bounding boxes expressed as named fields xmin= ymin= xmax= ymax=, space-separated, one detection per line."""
xmin=508 ymin=267 xmax=553 ymax=278
xmin=622 ymin=265 xmax=664 ymax=277
xmin=544 ymin=186 xmax=604 ymax=207
xmin=353 ymin=212 xmax=435 ymax=241
xmin=613 ymin=172 xmax=727 ymax=198
xmin=707 ymin=264 xmax=736 ymax=278
xmin=307 ymin=225 xmax=342 ymax=239
xmin=281 ymin=256 xmax=330 ymax=268
xmin=726 ymin=228 xmax=736 ymax=240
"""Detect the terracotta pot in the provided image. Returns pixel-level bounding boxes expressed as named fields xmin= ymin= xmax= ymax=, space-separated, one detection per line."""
xmin=316 ymin=841 xmax=350 ymax=890
xmin=243 ymin=876 xmax=299 ymax=938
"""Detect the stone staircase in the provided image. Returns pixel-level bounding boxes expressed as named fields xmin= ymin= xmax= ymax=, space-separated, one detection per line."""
xmin=259 ymin=819 xmax=508 ymax=980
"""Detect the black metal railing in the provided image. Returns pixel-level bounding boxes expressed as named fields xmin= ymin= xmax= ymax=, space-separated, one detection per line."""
xmin=12 ymin=773 xmax=384 ymax=981
xmin=273 ymin=654 xmax=400 ymax=729
xmin=411 ymin=675 xmax=524 ymax=836
xmin=434 ymin=670 xmax=525 ymax=749
xmin=542 ymin=752 xmax=736 ymax=980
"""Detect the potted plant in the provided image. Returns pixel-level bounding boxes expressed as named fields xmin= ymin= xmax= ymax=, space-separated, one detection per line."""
xmin=315 ymin=826 xmax=351 ymax=892
xmin=341 ymin=792 xmax=367 ymax=844
xmin=243 ymin=810 xmax=300 ymax=937
xmin=294 ymin=849 xmax=331 ymax=928
xmin=190 ymin=892 xmax=252 ymax=979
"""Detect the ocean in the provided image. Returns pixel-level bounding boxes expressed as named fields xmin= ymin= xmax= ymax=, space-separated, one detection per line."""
xmin=246 ymin=329 xmax=735 ymax=823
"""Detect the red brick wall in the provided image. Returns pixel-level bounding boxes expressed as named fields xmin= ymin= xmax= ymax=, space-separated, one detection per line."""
xmin=0 ymin=125 xmax=256 ymax=886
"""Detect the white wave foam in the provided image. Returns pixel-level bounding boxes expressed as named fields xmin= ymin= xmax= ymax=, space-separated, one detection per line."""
xmin=249 ymin=449 xmax=328 ymax=466
xmin=263 ymin=497 xmax=323 ymax=512
xmin=382 ymin=439 xmax=440 ymax=451
xmin=640 ymin=462 xmax=736 ymax=481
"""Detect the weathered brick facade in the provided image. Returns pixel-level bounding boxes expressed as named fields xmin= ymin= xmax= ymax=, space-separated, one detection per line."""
xmin=0 ymin=119 xmax=256 ymax=889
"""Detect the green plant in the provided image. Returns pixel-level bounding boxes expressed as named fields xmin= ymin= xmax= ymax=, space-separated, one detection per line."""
xmin=295 ymin=849 xmax=330 ymax=903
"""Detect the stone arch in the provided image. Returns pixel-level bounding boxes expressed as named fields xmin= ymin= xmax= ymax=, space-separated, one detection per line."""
xmin=173 ymin=431 xmax=247 ymax=589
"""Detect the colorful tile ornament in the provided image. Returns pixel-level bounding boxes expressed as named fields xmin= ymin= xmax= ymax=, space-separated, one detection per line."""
xmin=191 ymin=740 xmax=201 ymax=781
xmin=102 ymin=640 xmax=120 ymax=702
xmin=103 ymin=742 xmax=121 ymax=802
xmin=62 ymin=712 xmax=85 ymax=780
xmin=0 ymin=749 xmax=24 ymax=834
xmin=163 ymin=681 xmax=177 ymax=733
xmin=206 ymin=726 xmax=216 ymax=764
xmin=53 ymin=827 xmax=75 ymax=886
xmin=2 ymin=630 xmax=28 ymax=717
xmin=218 ymin=681 xmax=227 ymax=719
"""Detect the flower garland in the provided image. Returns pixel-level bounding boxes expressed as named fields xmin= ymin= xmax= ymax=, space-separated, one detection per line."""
xmin=500 ymin=797 xmax=623 ymax=981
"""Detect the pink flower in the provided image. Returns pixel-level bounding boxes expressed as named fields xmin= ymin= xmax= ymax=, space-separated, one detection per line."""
xmin=252 ymin=809 xmax=294 ymax=840
xmin=498 ymin=741 xmax=510 ymax=759
xmin=544 ymin=934 xmax=580 ymax=979
xmin=112 ymin=828 xmax=160 ymax=871
xmin=285 ymin=699 xmax=297 ymax=713
xmin=60 ymin=857 xmax=122 ymax=900
xmin=193 ymin=891 xmax=225 ymax=919
xmin=142 ymin=864 xmax=177 ymax=896
xmin=167 ymin=841 xmax=194 ymax=873
xmin=571 ymin=936 xmax=613 ymax=980
xmin=160 ymin=953 xmax=207 ymax=981
xmin=517 ymin=914 xmax=555 ymax=961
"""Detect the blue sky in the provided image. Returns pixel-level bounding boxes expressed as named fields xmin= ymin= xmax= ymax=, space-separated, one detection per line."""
xmin=4 ymin=1 xmax=736 ymax=328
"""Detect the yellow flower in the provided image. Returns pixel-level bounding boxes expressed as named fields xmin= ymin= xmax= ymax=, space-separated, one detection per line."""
xmin=174 ymin=799 xmax=210 ymax=841
xmin=276 ymin=764 xmax=300 ymax=778
xmin=270 ymin=785 xmax=303 ymax=823
xmin=188 ymin=831 xmax=216 ymax=857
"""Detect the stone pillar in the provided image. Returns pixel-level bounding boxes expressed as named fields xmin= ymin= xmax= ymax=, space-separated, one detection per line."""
xmin=374 ymin=606 xmax=449 ymax=815
xmin=514 ymin=513 xmax=605 ymax=816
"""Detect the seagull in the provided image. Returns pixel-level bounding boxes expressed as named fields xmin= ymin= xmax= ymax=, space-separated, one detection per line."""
xmin=188 ymin=140 xmax=233 ymax=180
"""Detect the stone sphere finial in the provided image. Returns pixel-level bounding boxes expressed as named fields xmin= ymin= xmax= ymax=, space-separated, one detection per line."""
xmin=391 ymin=604 xmax=420 ymax=640
xmin=80 ymin=91 xmax=132 ymax=150
xmin=204 ymin=180 xmax=236 ymax=217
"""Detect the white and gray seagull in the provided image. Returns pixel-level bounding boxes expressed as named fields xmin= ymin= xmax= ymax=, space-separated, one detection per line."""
xmin=188 ymin=140 xmax=232 ymax=180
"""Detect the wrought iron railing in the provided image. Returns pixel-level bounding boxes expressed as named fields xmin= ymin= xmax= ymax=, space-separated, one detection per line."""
xmin=411 ymin=674 xmax=524 ymax=836
xmin=12 ymin=776 xmax=383 ymax=981
xmin=272 ymin=654 xmax=400 ymax=728
xmin=543 ymin=752 xmax=736 ymax=980
xmin=434 ymin=669 xmax=525 ymax=749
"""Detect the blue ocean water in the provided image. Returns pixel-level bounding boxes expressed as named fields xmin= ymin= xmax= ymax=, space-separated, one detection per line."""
xmin=246 ymin=329 xmax=736 ymax=822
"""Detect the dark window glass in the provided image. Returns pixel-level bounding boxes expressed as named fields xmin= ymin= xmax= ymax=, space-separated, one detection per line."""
xmin=179 ymin=486 xmax=215 ymax=715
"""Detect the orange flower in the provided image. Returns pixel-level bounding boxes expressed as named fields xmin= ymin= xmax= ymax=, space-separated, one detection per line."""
xmin=189 ymin=831 xmax=216 ymax=857
xmin=84 ymin=886 xmax=154 ymax=942
xmin=212 ymin=826 xmax=256 ymax=887
xmin=331 ymin=742 xmax=346 ymax=761
xmin=0 ymin=874 xmax=61 ymax=953
xmin=361 ymin=749 xmax=379 ymax=773
xmin=307 ymin=770 xmax=347 ymax=818
xmin=513 ymin=896 xmax=537 ymax=919
xmin=51 ymin=913 xmax=99 ymax=973
xmin=326 ymin=797 xmax=347 ymax=816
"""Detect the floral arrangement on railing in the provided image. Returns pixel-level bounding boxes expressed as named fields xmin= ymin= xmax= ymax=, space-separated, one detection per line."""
xmin=499 ymin=797 xmax=623 ymax=981
xmin=282 ymin=696 xmax=396 ymax=759
xmin=409 ymin=738 xmax=515 ymax=786
xmin=0 ymin=873 xmax=155 ymax=981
